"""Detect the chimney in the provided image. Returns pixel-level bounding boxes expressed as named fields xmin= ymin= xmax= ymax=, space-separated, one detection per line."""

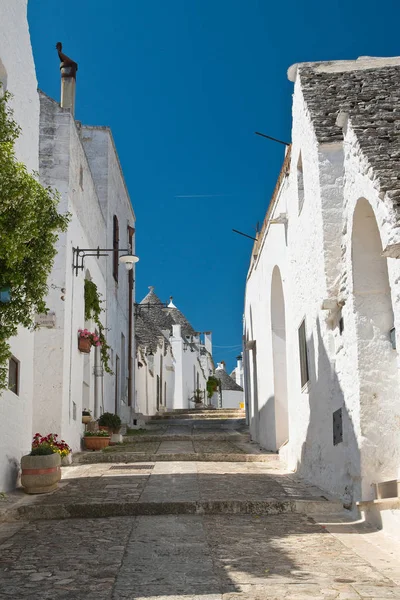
xmin=236 ymin=354 xmax=243 ymax=387
xmin=204 ymin=331 xmax=212 ymax=355
xmin=56 ymin=42 xmax=78 ymax=117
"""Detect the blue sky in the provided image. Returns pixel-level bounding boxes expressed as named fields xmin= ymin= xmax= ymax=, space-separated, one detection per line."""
xmin=28 ymin=0 xmax=400 ymax=369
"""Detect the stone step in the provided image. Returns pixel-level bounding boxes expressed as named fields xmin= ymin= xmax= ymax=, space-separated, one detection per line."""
xmin=168 ymin=408 xmax=245 ymax=414
xmin=149 ymin=413 xmax=245 ymax=420
xmin=73 ymin=452 xmax=278 ymax=464
xmin=10 ymin=497 xmax=344 ymax=522
xmin=123 ymin=434 xmax=245 ymax=442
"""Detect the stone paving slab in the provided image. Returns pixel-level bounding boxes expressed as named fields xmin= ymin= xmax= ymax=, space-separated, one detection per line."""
xmin=2 ymin=514 xmax=400 ymax=599
xmin=0 ymin=461 xmax=340 ymax=523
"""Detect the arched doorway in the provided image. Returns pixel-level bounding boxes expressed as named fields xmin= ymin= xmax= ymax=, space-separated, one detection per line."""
xmin=352 ymin=198 xmax=400 ymax=499
xmin=271 ymin=267 xmax=289 ymax=450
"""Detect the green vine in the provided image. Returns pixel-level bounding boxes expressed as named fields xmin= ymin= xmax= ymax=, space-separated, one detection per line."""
xmin=84 ymin=279 xmax=112 ymax=374
xmin=207 ymin=375 xmax=220 ymax=399
xmin=0 ymin=89 xmax=69 ymax=391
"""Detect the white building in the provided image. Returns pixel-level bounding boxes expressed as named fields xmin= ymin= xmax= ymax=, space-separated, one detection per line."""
xmin=212 ymin=362 xmax=244 ymax=409
xmin=135 ymin=287 xmax=214 ymax=414
xmin=244 ymin=56 xmax=400 ymax=509
xmin=32 ymin=47 xmax=137 ymax=452
xmin=0 ymin=0 xmax=40 ymax=491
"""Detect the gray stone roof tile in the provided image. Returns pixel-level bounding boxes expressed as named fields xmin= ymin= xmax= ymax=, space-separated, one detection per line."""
xmin=298 ymin=64 xmax=400 ymax=199
xmin=214 ymin=368 xmax=243 ymax=391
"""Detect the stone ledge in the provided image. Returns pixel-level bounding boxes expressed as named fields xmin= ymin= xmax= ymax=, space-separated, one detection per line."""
xmin=123 ymin=433 xmax=244 ymax=442
xmin=72 ymin=452 xmax=279 ymax=464
xmin=5 ymin=498 xmax=343 ymax=522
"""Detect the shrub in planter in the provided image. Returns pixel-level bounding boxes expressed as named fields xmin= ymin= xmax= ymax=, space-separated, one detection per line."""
xmin=84 ymin=430 xmax=110 ymax=451
xmin=82 ymin=408 xmax=92 ymax=424
xmin=21 ymin=435 xmax=62 ymax=494
xmin=98 ymin=412 xmax=122 ymax=433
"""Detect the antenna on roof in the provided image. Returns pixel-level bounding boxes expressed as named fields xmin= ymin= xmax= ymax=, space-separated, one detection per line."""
xmin=232 ymin=229 xmax=258 ymax=242
xmin=255 ymin=131 xmax=290 ymax=146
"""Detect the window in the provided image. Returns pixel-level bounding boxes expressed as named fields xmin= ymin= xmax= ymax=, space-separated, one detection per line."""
xmin=8 ymin=357 xmax=19 ymax=395
xmin=298 ymin=319 xmax=309 ymax=389
xmin=297 ymin=153 xmax=305 ymax=214
xmin=113 ymin=215 xmax=119 ymax=282
xmin=333 ymin=408 xmax=343 ymax=445
xmin=339 ymin=316 xmax=344 ymax=336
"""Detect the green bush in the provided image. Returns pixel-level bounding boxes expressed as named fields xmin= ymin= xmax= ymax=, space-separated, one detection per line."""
xmin=98 ymin=412 xmax=121 ymax=432
xmin=0 ymin=88 xmax=69 ymax=390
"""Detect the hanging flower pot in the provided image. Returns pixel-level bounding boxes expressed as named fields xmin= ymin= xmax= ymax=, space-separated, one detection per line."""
xmin=78 ymin=329 xmax=102 ymax=354
xmin=78 ymin=336 xmax=92 ymax=353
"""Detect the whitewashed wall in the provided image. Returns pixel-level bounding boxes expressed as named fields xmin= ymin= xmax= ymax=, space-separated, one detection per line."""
xmin=34 ymin=95 xmax=135 ymax=453
xmin=244 ymin=66 xmax=400 ymax=506
xmin=0 ymin=0 xmax=39 ymax=491
xmin=221 ymin=390 xmax=243 ymax=409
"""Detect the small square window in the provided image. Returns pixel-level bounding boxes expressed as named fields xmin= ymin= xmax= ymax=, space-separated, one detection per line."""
xmin=8 ymin=357 xmax=19 ymax=395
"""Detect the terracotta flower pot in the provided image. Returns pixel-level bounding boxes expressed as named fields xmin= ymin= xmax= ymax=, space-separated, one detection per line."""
xmin=84 ymin=436 xmax=110 ymax=451
xmin=21 ymin=453 xmax=61 ymax=494
xmin=78 ymin=337 xmax=92 ymax=353
xmin=82 ymin=415 xmax=91 ymax=424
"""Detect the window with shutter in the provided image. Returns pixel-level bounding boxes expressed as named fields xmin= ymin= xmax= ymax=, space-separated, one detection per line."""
xmin=8 ymin=356 xmax=19 ymax=396
xmin=298 ymin=319 xmax=309 ymax=389
xmin=113 ymin=215 xmax=119 ymax=282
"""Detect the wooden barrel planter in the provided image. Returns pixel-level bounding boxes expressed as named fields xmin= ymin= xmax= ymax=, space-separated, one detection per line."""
xmin=21 ymin=453 xmax=61 ymax=494
xmin=84 ymin=436 xmax=110 ymax=451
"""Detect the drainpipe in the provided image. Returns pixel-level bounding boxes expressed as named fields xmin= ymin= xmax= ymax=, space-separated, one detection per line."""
xmin=127 ymin=226 xmax=135 ymax=409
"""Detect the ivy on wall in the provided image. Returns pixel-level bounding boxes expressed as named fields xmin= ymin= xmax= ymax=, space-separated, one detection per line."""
xmin=0 ymin=90 xmax=69 ymax=391
xmin=84 ymin=279 xmax=112 ymax=374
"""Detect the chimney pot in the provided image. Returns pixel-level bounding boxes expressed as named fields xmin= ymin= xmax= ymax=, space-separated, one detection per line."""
xmin=56 ymin=42 xmax=78 ymax=117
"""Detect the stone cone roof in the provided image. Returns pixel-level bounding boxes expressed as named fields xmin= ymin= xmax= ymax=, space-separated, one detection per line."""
xmin=139 ymin=287 xmax=175 ymax=331
xmin=214 ymin=367 xmax=243 ymax=391
xmin=165 ymin=305 xmax=197 ymax=338
xmin=135 ymin=313 xmax=167 ymax=353
xmin=298 ymin=61 xmax=400 ymax=202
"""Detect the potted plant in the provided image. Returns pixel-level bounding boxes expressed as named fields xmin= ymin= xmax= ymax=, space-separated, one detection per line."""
xmin=78 ymin=329 xmax=101 ymax=354
xmin=82 ymin=408 xmax=92 ymax=424
xmin=98 ymin=412 xmax=121 ymax=434
xmin=21 ymin=434 xmax=62 ymax=494
xmin=83 ymin=430 xmax=111 ymax=451
xmin=190 ymin=388 xmax=205 ymax=409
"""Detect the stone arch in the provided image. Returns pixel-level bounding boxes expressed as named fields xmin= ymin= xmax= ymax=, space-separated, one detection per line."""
xmin=351 ymin=197 xmax=400 ymax=499
xmin=271 ymin=266 xmax=289 ymax=449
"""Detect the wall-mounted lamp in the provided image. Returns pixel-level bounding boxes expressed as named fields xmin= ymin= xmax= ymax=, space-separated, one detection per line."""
xmin=72 ymin=247 xmax=139 ymax=276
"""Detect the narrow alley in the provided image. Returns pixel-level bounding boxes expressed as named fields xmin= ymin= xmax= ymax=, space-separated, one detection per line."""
xmin=1 ymin=412 xmax=400 ymax=599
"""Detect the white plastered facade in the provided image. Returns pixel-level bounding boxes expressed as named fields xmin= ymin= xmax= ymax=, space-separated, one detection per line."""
xmin=0 ymin=1 xmax=39 ymax=491
xmin=244 ymin=61 xmax=400 ymax=506
xmin=33 ymin=93 xmax=136 ymax=453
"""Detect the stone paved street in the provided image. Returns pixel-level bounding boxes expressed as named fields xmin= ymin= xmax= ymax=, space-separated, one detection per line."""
xmin=2 ymin=514 xmax=400 ymax=599
xmin=2 ymin=417 xmax=400 ymax=599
